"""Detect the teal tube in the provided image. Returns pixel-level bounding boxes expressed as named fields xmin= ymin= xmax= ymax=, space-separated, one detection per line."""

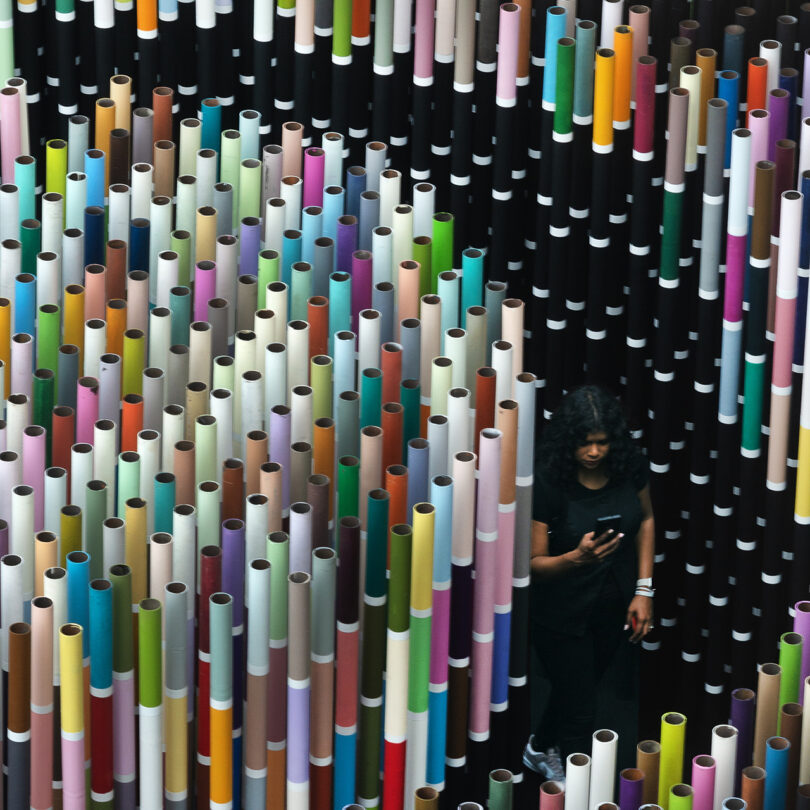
xmin=282 ymin=229 xmax=302 ymax=289
xmin=201 ymin=99 xmax=223 ymax=153
xmin=169 ymin=286 xmax=192 ymax=346
xmin=401 ymin=380 xmax=421 ymax=457
xmin=154 ymin=473 xmax=176 ymax=534
xmin=14 ymin=157 xmax=37 ymax=221
xmin=89 ymin=578 xmax=113 ymax=694
xmin=20 ymin=219 xmax=41 ymax=276
xmin=66 ymin=550 xmax=91 ymax=656
xmin=291 ymin=262 xmax=313 ymax=321
xmin=360 ymin=369 xmax=382 ymax=429
xmin=461 ymin=248 xmax=484 ymax=326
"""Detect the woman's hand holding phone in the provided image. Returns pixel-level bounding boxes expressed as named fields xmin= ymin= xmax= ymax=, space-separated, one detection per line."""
xmin=569 ymin=530 xmax=623 ymax=565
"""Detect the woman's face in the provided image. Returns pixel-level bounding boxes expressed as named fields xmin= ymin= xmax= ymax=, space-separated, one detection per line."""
xmin=574 ymin=431 xmax=610 ymax=470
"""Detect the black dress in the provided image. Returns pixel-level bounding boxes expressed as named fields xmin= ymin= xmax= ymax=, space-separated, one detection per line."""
xmin=530 ymin=458 xmax=649 ymax=757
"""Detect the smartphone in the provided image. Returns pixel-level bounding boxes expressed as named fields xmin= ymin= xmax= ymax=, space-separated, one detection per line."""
xmin=593 ymin=514 xmax=621 ymax=544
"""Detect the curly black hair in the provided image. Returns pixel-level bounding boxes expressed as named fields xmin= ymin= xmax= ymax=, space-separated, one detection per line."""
xmin=537 ymin=386 xmax=643 ymax=488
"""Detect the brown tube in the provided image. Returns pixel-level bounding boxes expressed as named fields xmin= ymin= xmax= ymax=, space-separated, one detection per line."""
xmin=237 ymin=275 xmax=259 ymax=332
xmin=153 ymin=141 xmax=176 ymax=198
xmin=222 ymin=458 xmax=244 ymax=521
xmin=260 ymin=461 xmax=283 ymax=532
xmin=8 ymin=622 xmax=31 ymax=737
xmin=109 ymin=129 xmax=131 ymax=185
xmin=106 ymin=239 xmax=128 ymax=301
xmin=413 ymin=787 xmax=439 ymax=809
xmin=173 ymin=440 xmax=196 ymax=505
xmin=740 ymin=765 xmax=764 ymax=810
xmin=152 ymin=87 xmax=174 ymax=142
xmin=246 ymin=431 xmax=268 ymax=495
xmin=290 ymin=441 xmax=312 ymax=505
xmin=753 ymin=662 xmax=781 ymax=766
xmin=497 ymin=400 xmax=518 ymax=504
xmin=637 ymin=740 xmax=661 ymax=804
xmin=780 ymin=702 xmax=802 ymax=801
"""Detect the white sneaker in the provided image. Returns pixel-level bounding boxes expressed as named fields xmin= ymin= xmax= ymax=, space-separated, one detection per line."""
xmin=522 ymin=736 xmax=566 ymax=783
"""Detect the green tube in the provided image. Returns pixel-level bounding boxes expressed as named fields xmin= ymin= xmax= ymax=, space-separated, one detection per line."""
xmin=389 ymin=523 xmax=412 ymax=633
xmin=33 ymin=369 xmax=55 ymax=463
xmin=46 ymin=139 xmax=68 ymax=198
xmin=194 ymin=417 xmax=218 ymax=487
xmin=266 ymin=532 xmax=289 ymax=647
xmin=333 ymin=0 xmax=351 ymax=57
xmin=212 ymin=357 xmax=235 ymax=392
xmin=258 ymin=250 xmax=280 ymax=309
xmin=337 ymin=456 xmax=360 ymax=523
xmin=336 ymin=392 xmax=360 ymax=460
xmin=488 ymin=769 xmax=514 ymax=810
xmin=291 ymin=263 xmax=312 ymax=321
xmin=84 ymin=481 xmax=107 ymax=580
xmin=554 ymin=38 xmax=575 ymax=136
xmin=238 ymin=160 xmax=261 ymax=221
xmin=20 ymin=219 xmax=41 ymax=276
xmin=122 ymin=330 xmax=145 ymax=396
xmin=171 ymin=230 xmax=192 ymax=288
xmin=360 ymin=369 xmax=382 ymax=429
xmin=209 ymin=592 xmax=233 ymax=702
xmin=658 ymin=712 xmax=687 ymax=808
xmin=116 ymin=452 xmax=141 ymax=517
xmin=778 ymin=632 xmax=803 ymax=711
xmin=429 ymin=358 xmax=452 ymax=416
xmin=310 ymin=356 xmax=333 ymax=421
xmin=169 ymin=286 xmax=192 ymax=347
xmin=153 ymin=473 xmax=176 ymax=535
xmin=669 ymin=784 xmax=693 ymax=810
xmin=220 ymin=131 xmax=242 ymax=230
xmin=37 ymin=305 xmax=61 ymax=374
xmin=357 ymin=490 xmax=390 ymax=804
xmin=110 ymin=564 xmax=134 ymax=674
xmin=138 ymin=598 xmax=162 ymax=708
xmin=311 ymin=547 xmax=336 ymax=663
xmin=430 ymin=214 xmax=453 ymax=293
xmin=401 ymin=379 xmax=421 ymax=456
xmin=413 ymin=236 xmax=432 ymax=299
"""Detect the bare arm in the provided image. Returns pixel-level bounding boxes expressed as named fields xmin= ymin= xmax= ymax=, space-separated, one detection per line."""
xmin=626 ymin=484 xmax=655 ymax=641
xmin=530 ymin=519 xmax=622 ymax=579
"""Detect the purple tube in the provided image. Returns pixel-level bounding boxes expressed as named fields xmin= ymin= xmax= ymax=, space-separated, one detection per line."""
xmin=350 ymin=250 xmax=373 ymax=332
xmin=238 ymin=218 xmax=261 ymax=277
xmin=767 ymin=90 xmax=789 ymax=160
xmin=286 ymin=673 xmax=310 ymax=781
xmin=730 ymin=687 xmax=756 ymax=793
xmin=619 ymin=768 xmax=644 ymax=810
xmin=303 ymin=147 xmax=325 ymax=208
xmin=794 ymin=602 xmax=810 ymax=700
xmin=0 ymin=519 xmax=7 ymax=557
xmin=336 ymin=215 xmax=358 ymax=274
xmin=193 ymin=260 xmax=217 ymax=322
xmin=22 ymin=426 xmax=46 ymax=530
xmin=269 ymin=405 xmax=291 ymax=519
xmin=804 ymin=50 xmax=810 ymax=121
xmin=691 ymin=755 xmax=715 ymax=810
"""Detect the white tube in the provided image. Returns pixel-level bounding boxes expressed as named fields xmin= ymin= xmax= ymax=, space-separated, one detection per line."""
xmin=209 ymin=389 xmax=234 ymax=471
xmin=130 ymin=163 xmax=154 ymax=220
xmin=288 ymin=501 xmax=313 ymax=574
xmin=5 ymin=395 xmax=30 ymax=455
xmin=70 ymin=443 xmax=94 ymax=513
xmin=565 ymin=753 xmax=591 ymax=810
xmin=446 ymin=388 xmax=471 ymax=468
xmin=412 ymin=182 xmax=435 ymax=238
xmin=265 ymin=343 xmax=288 ymax=412
xmin=44 ymin=467 xmax=67 ymax=535
xmin=188 ymin=322 xmax=213 ymax=387
xmin=137 ymin=430 xmax=161 ymax=534
xmin=378 ymin=169 xmax=401 ymax=228
xmin=280 ymin=176 xmax=303 ymax=230
xmin=264 ymin=197 xmax=286 ymax=250
xmin=371 ymin=226 xmax=393 ymax=286
xmin=41 ymin=193 xmax=64 ymax=254
xmin=36 ymin=252 xmax=61 ymax=310
xmin=161 ymin=405 xmax=186 ymax=472
xmin=103 ymin=517 xmax=126 ymax=569
xmin=148 ymin=308 xmax=172 ymax=373
xmin=286 ymin=320 xmax=310 ymax=390
xmin=244 ymin=493 xmax=269 ymax=588
xmin=254 ymin=310 xmax=276 ymax=368
xmin=108 ymin=183 xmax=131 ymax=243
xmin=711 ymin=725 xmax=738 ymax=810
xmin=391 ymin=204 xmax=414 ymax=271
xmin=215 ymin=234 xmax=239 ymax=337
xmin=491 ymin=340 xmax=514 ymax=406
xmin=84 ymin=319 xmax=107 ymax=380
xmin=358 ymin=309 xmax=381 ymax=376
xmin=241 ymin=370 xmax=265 ymax=437
xmin=65 ymin=172 xmax=88 ymax=231
xmin=427 ymin=415 xmax=448 ymax=479
xmin=61 ymin=229 xmax=85 ymax=289
xmin=196 ymin=149 xmax=218 ymax=207
xmin=290 ymin=385 xmax=313 ymax=446
xmin=10 ymin=485 xmax=35 ymax=604
xmin=266 ymin=283 xmax=289 ymax=342
xmin=93 ymin=419 xmax=118 ymax=516
xmin=589 ymin=729 xmax=618 ymax=807
xmin=156 ymin=251 xmax=179 ymax=309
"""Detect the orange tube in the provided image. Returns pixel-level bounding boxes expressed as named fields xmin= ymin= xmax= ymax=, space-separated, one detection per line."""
xmin=106 ymin=299 xmax=127 ymax=357
xmin=121 ymin=394 xmax=144 ymax=453
xmin=747 ymin=57 xmax=768 ymax=122
xmin=593 ymin=48 xmax=616 ymax=147
xmin=0 ymin=298 xmax=10 ymax=392
xmin=260 ymin=461 xmax=283 ymax=532
xmin=612 ymin=26 xmax=633 ymax=126
xmin=173 ymin=441 xmax=196 ymax=506
xmin=209 ymin=705 xmax=233 ymax=806
xmin=245 ymin=431 xmax=268 ymax=496
xmin=308 ymin=296 xmax=329 ymax=358
xmin=313 ymin=417 xmax=335 ymax=520
xmin=381 ymin=402 xmax=403 ymax=472
xmin=152 ymin=87 xmax=174 ymax=143
xmin=380 ymin=342 xmax=402 ymax=405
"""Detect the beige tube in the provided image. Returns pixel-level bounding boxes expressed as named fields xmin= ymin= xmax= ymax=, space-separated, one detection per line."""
xmin=636 ymin=740 xmax=661 ymax=805
xmin=753 ymin=663 xmax=781 ymax=767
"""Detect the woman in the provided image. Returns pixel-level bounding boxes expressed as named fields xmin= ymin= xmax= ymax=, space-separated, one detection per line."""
xmin=523 ymin=386 xmax=655 ymax=781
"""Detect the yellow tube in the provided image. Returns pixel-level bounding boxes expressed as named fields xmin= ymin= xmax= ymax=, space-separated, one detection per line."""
xmin=59 ymin=624 xmax=84 ymax=734
xmin=658 ymin=712 xmax=687 ymax=809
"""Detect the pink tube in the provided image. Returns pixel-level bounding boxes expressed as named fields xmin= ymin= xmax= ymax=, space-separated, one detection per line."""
xmin=691 ymin=755 xmax=716 ymax=810
xmin=193 ymin=261 xmax=217 ymax=323
xmin=75 ymin=378 xmax=99 ymax=445
xmin=539 ymin=780 xmax=566 ymax=809
xmin=495 ymin=3 xmax=520 ymax=104
xmin=22 ymin=426 xmax=46 ymax=531
xmin=125 ymin=271 xmax=150 ymax=333
xmin=61 ymin=735 xmax=86 ymax=810
xmin=413 ymin=0 xmax=435 ymax=80
xmin=11 ymin=333 xmax=33 ymax=398
xmin=303 ymin=147 xmax=325 ymax=208
xmin=0 ymin=88 xmax=22 ymax=183
xmin=469 ymin=428 xmax=501 ymax=736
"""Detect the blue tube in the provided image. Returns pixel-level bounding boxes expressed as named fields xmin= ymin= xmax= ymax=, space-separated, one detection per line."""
xmin=763 ymin=736 xmax=789 ymax=810
xmin=322 ymin=186 xmax=345 ymax=246
xmin=779 ymin=69 xmax=798 ymax=142
xmin=406 ymin=438 xmax=429 ymax=514
xmin=14 ymin=273 xmax=37 ymax=337
xmin=84 ymin=149 xmax=106 ymax=208
xmin=84 ymin=206 xmax=106 ymax=266
xmin=201 ymin=99 xmax=223 ymax=153
xmin=542 ymin=6 xmax=568 ymax=105
xmin=717 ymin=72 xmax=739 ymax=171
xmin=345 ymin=168 xmax=366 ymax=219
xmin=282 ymin=229 xmax=302 ymax=288
xmin=722 ymin=26 xmax=746 ymax=82
xmin=238 ymin=217 xmax=261 ymax=277
xmin=129 ymin=218 xmax=150 ymax=273
xmin=67 ymin=550 xmax=91 ymax=656
xmin=14 ymin=157 xmax=37 ymax=221
xmin=88 ymin=578 xmax=113 ymax=694
xmin=328 ymin=271 xmax=352 ymax=350
xmin=301 ymin=205 xmax=323 ymax=265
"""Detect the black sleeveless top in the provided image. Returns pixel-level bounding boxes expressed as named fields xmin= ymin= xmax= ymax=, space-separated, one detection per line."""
xmin=531 ymin=458 xmax=649 ymax=636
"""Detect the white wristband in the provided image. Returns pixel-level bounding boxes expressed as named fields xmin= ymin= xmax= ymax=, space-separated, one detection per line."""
xmin=636 ymin=577 xmax=652 ymax=588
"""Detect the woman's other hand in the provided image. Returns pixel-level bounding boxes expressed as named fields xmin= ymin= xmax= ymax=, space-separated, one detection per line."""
xmin=569 ymin=531 xmax=623 ymax=564
xmin=625 ymin=594 xmax=653 ymax=642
